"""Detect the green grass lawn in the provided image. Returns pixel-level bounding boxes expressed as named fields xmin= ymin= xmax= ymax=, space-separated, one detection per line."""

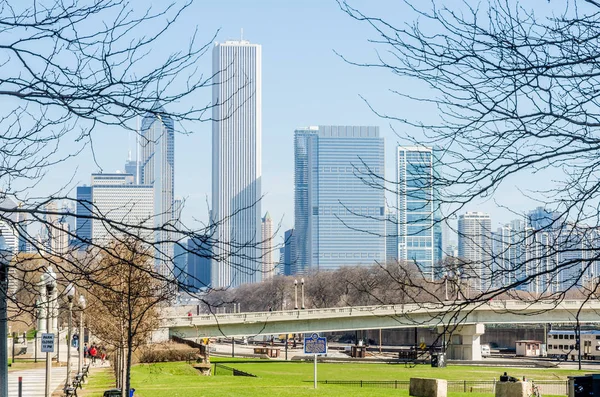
xmin=122 ymin=359 xmax=586 ymax=397
xmin=80 ymin=367 xmax=116 ymax=397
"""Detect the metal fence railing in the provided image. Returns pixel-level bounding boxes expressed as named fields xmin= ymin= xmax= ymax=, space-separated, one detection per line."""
xmin=213 ymin=363 xmax=257 ymax=377
xmin=320 ymin=379 xmax=569 ymax=395
xmin=320 ymin=380 xmax=410 ymax=389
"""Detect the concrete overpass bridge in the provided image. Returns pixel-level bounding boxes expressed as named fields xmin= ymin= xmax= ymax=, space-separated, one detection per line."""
xmin=164 ymin=300 xmax=600 ymax=360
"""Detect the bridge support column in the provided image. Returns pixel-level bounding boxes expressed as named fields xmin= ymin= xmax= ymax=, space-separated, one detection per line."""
xmin=438 ymin=323 xmax=485 ymax=361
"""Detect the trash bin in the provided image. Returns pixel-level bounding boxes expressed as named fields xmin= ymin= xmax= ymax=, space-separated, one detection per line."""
xmin=568 ymin=375 xmax=600 ymax=397
xmin=431 ymin=352 xmax=446 ymax=368
xmin=102 ymin=388 xmax=135 ymax=397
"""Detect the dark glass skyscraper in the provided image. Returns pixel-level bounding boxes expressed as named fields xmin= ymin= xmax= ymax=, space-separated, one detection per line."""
xmin=75 ymin=186 xmax=92 ymax=248
xmin=283 ymin=228 xmax=295 ymax=275
xmin=294 ymin=126 xmax=385 ymax=273
xmin=187 ymin=237 xmax=212 ymax=290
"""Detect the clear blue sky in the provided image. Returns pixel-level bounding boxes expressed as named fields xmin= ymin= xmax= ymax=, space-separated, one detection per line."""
xmin=44 ymin=0 xmax=546 ymax=238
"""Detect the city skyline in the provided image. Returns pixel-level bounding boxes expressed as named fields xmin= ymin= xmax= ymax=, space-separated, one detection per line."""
xmin=33 ymin=1 xmax=552 ymax=238
xmin=10 ymin=3 xmax=596 ymax=286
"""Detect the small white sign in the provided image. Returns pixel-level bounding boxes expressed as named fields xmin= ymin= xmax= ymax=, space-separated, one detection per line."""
xmin=41 ymin=333 xmax=54 ymax=353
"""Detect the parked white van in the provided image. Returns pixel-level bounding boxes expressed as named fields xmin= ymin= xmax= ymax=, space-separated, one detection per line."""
xmin=481 ymin=344 xmax=491 ymax=358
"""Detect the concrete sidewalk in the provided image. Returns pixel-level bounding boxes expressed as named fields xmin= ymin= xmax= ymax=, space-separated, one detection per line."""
xmin=8 ymin=337 xmax=81 ymax=397
xmin=8 ymin=366 xmax=68 ymax=397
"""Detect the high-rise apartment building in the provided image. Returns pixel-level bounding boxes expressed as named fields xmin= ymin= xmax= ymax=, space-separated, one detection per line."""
xmin=397 ymin=146 xmax=437 ymax=280
xmin=458 ymin=212 xmax=492 ymax=290
xmin=0 ymin=196 xmax=29 ymax=253
xmin=0 ymin=220 xmax=18 ymax=254
xmin=294 ymin=126 xmax=385 ymax=273
xmin=491 ymin=219 xmax=526 ymax=289
xmin=261 ymin=212 xmax=275 ymax=280
xmin=90 ymin=173 xmax=154 ymax=245
xmin=140 ymin=104 xmax=175 ymax=277
xmin=441 ymin=214 xmax=458 ymax=258
xmin=212 ymin=40 xmax=262 ymax=287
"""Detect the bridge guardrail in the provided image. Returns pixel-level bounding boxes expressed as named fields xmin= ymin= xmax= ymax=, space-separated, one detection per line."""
xmin=162 ymin=299 xmax=600 ymax=328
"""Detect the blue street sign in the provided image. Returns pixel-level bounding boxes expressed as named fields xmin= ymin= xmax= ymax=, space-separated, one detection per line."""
xmin=304 ymin=333 xmax=327 ymax=355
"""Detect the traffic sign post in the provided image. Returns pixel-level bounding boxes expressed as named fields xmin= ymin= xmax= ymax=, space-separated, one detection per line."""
xmin=40 ymin=333 xmax=54 ymax=353
xmin=304 ymin=333 xmax=327 ymax=389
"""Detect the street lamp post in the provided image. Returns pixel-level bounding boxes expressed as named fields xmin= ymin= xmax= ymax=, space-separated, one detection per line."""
xmin=65 ymin=283 xmax=75 ymax=388
xmin=43 ymin=267 xmax=57 ymax=397
xmin=294 ymin=279 xmax=298 ymax=310
xmin=0 ymin=233 xmax=12 ymax=397
xmin=78 ymin=295 xmax=86 ymax=375
xmin=301 ymin=278 xmax=305 ymax=310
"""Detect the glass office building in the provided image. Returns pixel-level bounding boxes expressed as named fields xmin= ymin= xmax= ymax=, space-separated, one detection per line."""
xmin=397 ymin=147 xmax=437 ymax=280
xmin=75 ymin=185 xmax=93 ymax=248
xmin=294 ymin=125 xmax=385 ymax=273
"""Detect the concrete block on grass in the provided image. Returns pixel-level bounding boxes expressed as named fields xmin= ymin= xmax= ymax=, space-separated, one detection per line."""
xmin=409 ymin=378 xmax=447 ymax=397
xmin=495 ymin=381 xmax=529 ymax=397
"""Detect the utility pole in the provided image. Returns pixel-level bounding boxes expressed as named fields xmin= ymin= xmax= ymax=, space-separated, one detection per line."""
xmin=0 ymin=234 xmax=11 ymax=397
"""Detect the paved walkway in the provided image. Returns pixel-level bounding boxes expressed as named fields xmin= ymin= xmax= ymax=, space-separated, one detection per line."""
xmin=8 ymin=366 xmax=69 ymax=397
xmin=8 ymin=334 xmax=80 ymax=397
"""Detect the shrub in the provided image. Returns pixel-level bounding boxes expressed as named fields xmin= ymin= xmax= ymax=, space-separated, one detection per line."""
xmin=138 ymin=342 xmax=197 ymax=363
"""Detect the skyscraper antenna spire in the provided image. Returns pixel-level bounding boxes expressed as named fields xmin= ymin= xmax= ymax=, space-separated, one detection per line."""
xmin=241 ymin=28 xmax=243 ymax=41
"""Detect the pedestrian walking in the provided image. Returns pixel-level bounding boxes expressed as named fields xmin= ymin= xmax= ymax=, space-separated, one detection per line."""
xmin=89 ymin=345 xmax=98 ymax=365
xmin=83 ymin=343 xmax=89 ymax=364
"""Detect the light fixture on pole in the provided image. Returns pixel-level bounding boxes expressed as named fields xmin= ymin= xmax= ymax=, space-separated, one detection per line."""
xmin=294 ymin=279 xmax=298 ymax=310
xmin=0 ymin=233 xmax=12 ymax=397
xmin=301 ymin=278 xmax=305 ymax=310
xmin=77 ymin=294 xmax=86 ymax=375
xmin=43 ymin=267 xmax=57 ymax=397
xmin=65 ymin=283 xmax=75 ymax=388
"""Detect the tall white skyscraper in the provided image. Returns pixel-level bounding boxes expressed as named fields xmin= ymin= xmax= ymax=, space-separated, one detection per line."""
xmin=458 ymin=212 xmax=492 ymax=290
xmin=261 ymin=212 xmax=274 ymax=280
xmin=140 ymin=104 xmax=175 ymax=277
xmin=212 ymin=40 xmax=262 ymax=287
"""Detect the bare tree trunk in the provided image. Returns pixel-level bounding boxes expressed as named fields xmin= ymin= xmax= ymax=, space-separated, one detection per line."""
xmin=121 ymin=345 xmax=127 ymax=397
